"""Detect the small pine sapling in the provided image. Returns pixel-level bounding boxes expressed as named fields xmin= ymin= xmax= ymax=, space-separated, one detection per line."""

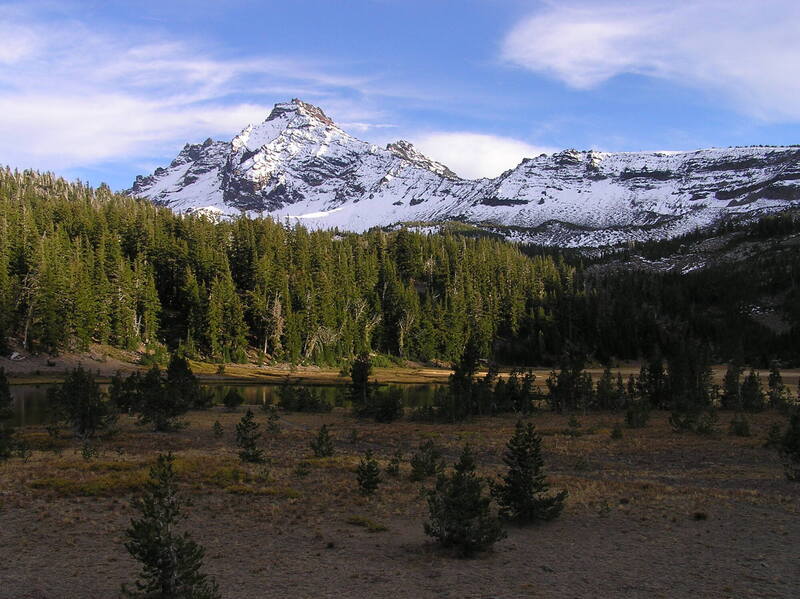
xmin=310 ymin=424 xmax=334 ymax=457
xmin=385 ymin=449 xmax=402 ymax=477
xmin=424 ymin=445 xmax=506 ymax=557
xmin=728 ymin=413 xmax=751 ymax=437
xmin=262 ymin=404 xmax=281 ymax=434
xmin=123 ymin=453 xmax=220 ymax=599
xmin=0 ymin=424 xmax=14 ymax=461
xmin=625 ymin=399 xmax=650 ymax=428
xmin=491 ymin=421 xmax=567 ymax=523
xmin=356 ymin=450 xmax=381 ymax=495
xmin=779 ymin=412 xmax=800 ymax=481
xmin=764 ymin=423 xmax=783 ymax=449
xmin=235 ymin=409 xmax=264 ymax=463
xmin=410 ymin=439 xmax=444 ymax=481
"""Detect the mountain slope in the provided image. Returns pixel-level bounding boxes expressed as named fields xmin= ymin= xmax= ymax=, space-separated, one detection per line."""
xmin=128 ymin=99 xmax=800 ymax=246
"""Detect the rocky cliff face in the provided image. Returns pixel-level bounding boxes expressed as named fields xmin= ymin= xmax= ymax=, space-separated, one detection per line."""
xmin=128 ymin=99 xmax=800 ymax=246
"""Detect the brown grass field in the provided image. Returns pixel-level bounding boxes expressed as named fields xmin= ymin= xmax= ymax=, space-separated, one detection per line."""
xmin=1 ymin=405 xmax=798 ymax=598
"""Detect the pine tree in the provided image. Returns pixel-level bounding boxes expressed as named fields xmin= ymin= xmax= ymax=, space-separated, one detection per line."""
xmin=424 ymin=445 xmax=506 ymax=557
xmin=491 ymin=421 xmax=567 ymax=522
xmin=741 ymin=370 xmax=765 ymax=412
xmin=595 ymin=367 xmax=617 ymax=410
xmin=356 ymin=449 xmax=381 ymax=495
xmin=310 ymin=424 xmax=334 ymax=457
xmin=767 ymin=361 xmax=788 ymax=409
xmin=779 ymin=413 xmax=800 ymax=481
xmin=721 ymin=362 xmax=743 ymax=410
xmin=123 ymin=454 xmax=220 ymax=599
xmin=349 ymin=353 xmax=376 ymax=417
xmin=47 ymin=365 xmax=116 ymax=438
xmin=135 ymin=367 xmax=190 ymax=432
xmin=0 ymin=423 xmax=14 ymax=460
xmin=0 ymin=367 xmax=12 ymax=419
xmin=728 ymin=412 xmax=751 ymax=437
xmin=385 ymin=449 xmax=402 ymax=477
xmin=410 ymin=439 xmax=444 ymax=481
xmin=223 ymin=389 xmax=244 ymax=411
xmin=166 ymin=353 xmax=203 ymax=410
xmin=235 ymin=409 xmax=264 ymax=463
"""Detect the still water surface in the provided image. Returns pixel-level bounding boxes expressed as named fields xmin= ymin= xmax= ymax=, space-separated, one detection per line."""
xmin=6 ymin=383 xmax=441 ymax=426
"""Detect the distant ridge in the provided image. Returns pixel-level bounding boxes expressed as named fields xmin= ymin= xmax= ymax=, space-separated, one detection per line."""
xmin=128 ymin=99 xmax=800 ymax=247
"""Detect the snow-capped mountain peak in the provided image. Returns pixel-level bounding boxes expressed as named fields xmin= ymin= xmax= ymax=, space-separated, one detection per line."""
xmin=128 ymin=99 xmax=800 ymax=246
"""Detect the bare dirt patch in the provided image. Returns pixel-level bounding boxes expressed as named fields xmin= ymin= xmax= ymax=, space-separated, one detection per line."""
xmin=1 ymin=410 xmax=798 ymax=598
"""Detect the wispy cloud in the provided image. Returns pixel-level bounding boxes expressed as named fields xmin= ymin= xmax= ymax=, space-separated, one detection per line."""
xmin=502 ymin=0 xmax=800 ymax=120
xmin=0 ymin=5 xmax=384 ymax=171
xmin=412 ymin=132 xmax=555 ymax=179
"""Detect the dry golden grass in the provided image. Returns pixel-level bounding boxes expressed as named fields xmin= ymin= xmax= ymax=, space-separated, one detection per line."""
xmin=2 ymin=405 xmax=798 ymax=599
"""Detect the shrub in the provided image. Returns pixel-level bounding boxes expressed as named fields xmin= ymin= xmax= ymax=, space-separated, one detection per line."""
xmin=424 ymin=445 xmax=506 ymax=557
xmin=356 ymin=450 xmax=381 ymax=495
xmin=122 ymin=453 xmax=220 ymax=598
xmin=277 ymin=383 xmax=332 ymax=413
xmin=212 ymin=420 xmax=223 ymax=439
xmin=310 ymin=424 xmax=334 ymax=457
xmin=346 ymin=515 xmax=388 ymax=532
xmin=235 ymin=409 xmax=264 ymax=464
xmin=491 ymin=421 xmax=567 ymax=523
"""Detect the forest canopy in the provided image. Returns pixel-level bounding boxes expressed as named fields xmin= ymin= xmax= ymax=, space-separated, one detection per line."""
xmin=0 ymin=168 xmax=797 ymax=366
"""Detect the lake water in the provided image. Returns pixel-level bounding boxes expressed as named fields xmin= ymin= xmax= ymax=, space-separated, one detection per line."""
xmin=4 ymin=382 xmax=442 ymax=426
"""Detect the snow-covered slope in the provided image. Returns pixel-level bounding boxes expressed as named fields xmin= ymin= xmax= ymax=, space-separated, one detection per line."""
xmin=128 ymin=99 xmax=800 ymax=247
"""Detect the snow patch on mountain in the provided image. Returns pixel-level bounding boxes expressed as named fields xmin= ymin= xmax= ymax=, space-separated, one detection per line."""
xmin=127 ymin=99 xmax=800 ymax=246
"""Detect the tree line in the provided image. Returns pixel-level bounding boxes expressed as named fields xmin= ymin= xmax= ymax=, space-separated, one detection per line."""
xmin=1 ymin=167 xmax=798 ymax=367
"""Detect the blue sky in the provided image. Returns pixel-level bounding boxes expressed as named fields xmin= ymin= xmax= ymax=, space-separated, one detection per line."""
xmin=2 ymin=0 xmax=800 ymax=188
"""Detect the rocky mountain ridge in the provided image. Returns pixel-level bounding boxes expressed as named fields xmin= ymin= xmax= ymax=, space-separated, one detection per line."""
xmin=128 ymin=99 xmax=800 ymax=246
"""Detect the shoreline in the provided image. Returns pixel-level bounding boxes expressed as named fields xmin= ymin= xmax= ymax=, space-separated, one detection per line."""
xmin=4 ymin=347 xmax=799 ymax=388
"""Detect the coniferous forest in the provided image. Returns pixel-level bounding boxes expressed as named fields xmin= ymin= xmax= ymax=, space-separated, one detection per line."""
xmin=2 ymin=169 xmax=800 ymax=598
xmin=1 ymin=167 xmax=798 ymax=367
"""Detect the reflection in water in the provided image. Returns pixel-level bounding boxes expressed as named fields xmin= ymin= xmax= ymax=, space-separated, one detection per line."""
xmin=7 ymin=383 xmax=442 ymax=426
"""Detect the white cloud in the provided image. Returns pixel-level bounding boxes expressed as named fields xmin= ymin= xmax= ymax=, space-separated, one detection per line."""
xmin=412 ymin=132 xmax=555 ymax=179
xmin=0 ymin=6 xmax=385 ymax=173
xmin=502 ymin=0 xmax=800 ymax=120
